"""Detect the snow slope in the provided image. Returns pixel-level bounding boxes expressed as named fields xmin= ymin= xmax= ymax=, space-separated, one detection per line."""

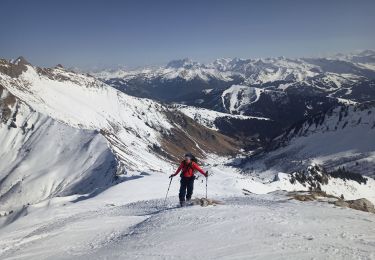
xmin=0 ymin=62 xmax=239 ymax=173
xmin=0 ymin=87 xmax=117 ymax=214
xmin=221 ymin=85 xmax=264 ymax=114
xmin=1 ymin=58 xmax=375 ymax=259
xmin=0 ymin=162 xmax=374 ymax=260
xmin=173 ymin=103 xmax=269 ymax=130
xmin=245 ymin=102 xmax=375 ymax=177
xmin=0 ymin=59 xmax=241 ymax=214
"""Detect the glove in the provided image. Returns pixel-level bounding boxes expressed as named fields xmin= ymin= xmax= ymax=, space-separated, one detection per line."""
xmin=169 ymin=174 xmax=174 ymax=179
xmin=205 ymin=171 xmax=208 ymax=178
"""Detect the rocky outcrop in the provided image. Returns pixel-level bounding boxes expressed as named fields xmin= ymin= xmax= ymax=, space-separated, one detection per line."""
xmin=333 ymin=198 xmax=375 ymax=213
xmin=190 ymin=198 xmax=224 ymax=207
xmin=0 ymin=84 xmax=17 ymax=124
xmin=288 ymin=191 xmax=375 ymax=214
xmin=0 ymin=57 xmax=29 ymax=78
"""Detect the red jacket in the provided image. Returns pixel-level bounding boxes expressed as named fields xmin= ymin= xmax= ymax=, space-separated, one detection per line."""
xmin=173 ymin=161 xmax=206 ymax=178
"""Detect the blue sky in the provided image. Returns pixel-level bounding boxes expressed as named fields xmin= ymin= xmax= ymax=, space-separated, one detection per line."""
xmin=1 ymin=0 xmax=374 ymax=69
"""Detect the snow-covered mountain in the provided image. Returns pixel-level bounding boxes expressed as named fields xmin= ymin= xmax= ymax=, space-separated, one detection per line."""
xmin=95 ymin=50 xmax=375 ymax=102
xmin=0 ymin=58 xmax=240 ymax=213
xmin=173 ymin=103 xmax=270 ymax=130
xmin=244 ymin=101 xmax=375 ymax=178
xmin=0 ymin=84 xmax=117 ymax=213
xmin=95 ymin=51 xmax=375 ymax=142
xmin=1 ymin=57 xmax=375 ymax=259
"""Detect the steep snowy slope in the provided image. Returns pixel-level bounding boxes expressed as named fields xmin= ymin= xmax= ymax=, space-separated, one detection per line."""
xmin=0 ymin=58 xmax=243 ymax=215
xmin=245 ymin=102 xmax=375 ymax=177
xmin=0 ymin=84 xmax=117 ymax=214
xmin=0 ymin=59 xmax=240 ymax=171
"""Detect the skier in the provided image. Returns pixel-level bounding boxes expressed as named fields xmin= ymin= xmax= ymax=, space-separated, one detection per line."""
xmin=170 ymin=153 xmax=208 ymax=207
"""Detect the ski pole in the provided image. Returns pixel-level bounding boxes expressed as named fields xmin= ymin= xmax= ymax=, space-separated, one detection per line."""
xmin=163 ymin=177 xmax=173 ymax=207
xmin=205 ymin=176 xmax=208 ymax=199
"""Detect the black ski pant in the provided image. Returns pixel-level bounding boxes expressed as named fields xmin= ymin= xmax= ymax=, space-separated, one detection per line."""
xmin=179 ymin=177 xmax=194 ymax=202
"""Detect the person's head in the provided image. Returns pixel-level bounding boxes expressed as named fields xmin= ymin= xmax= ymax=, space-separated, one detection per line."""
xmin=184 ymin=153 xmax=192 ymax=163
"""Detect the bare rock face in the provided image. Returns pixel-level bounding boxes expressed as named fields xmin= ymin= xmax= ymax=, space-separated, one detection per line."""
xmin=0 ymin=84 xmax=18 ymax=124
xmin=346 ymin=199 xmax=375 ymax=213
xmin=0 ymin=57 xmax=29 ymax=78
xmin=333 ymin=200 xmax=349 ymax=208
xmin=13 ymin=56 xmax=29 ymax=66
xmin=334 ymin=198 xmax=375 ymax=213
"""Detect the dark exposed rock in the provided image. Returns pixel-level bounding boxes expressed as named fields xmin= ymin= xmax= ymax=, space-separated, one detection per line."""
xmin=0 ymin=84 xmax=17 ymax=123
xmin=328 ymin=167 xmax=367 ymax=184
xmin=289 ymin=164 xmax=368 ymax=191
xmin=289 ymin=165 xmax=329 ymax=191
xmin=0 ymin=58 xmax=28 ymax=78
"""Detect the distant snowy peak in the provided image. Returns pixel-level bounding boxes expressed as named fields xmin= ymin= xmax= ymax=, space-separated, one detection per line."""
xmin=209 ymin=56 xmax=319 ymax=83
xmin=94 ymin=65 xmax=233 ymax=82
xmin=166 ymin=58 xmax=202 ymax=69
xmin=96 ymin=50 xmax=375 ymax=90
xmin=329 ymin=49 xmax=375 ymax=63
xmin=10 ymin=56 xmax=30 ymax=66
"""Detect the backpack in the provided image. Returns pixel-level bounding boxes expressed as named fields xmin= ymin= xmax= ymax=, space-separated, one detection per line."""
xmin=190 ymin=154 xmax=198 ymax=164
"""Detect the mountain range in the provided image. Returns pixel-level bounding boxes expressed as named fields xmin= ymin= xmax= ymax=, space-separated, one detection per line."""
xmin=1 ymin=51 xmax=375 ymax=258
xmin=95 ymin=50 xmax=375 ymax=143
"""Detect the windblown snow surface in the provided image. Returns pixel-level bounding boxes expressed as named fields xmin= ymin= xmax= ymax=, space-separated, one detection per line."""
xmin=1 ymin=62 xmax=375 ymax=259
xmin=0 ymin=158 xmax=374 ymax=260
